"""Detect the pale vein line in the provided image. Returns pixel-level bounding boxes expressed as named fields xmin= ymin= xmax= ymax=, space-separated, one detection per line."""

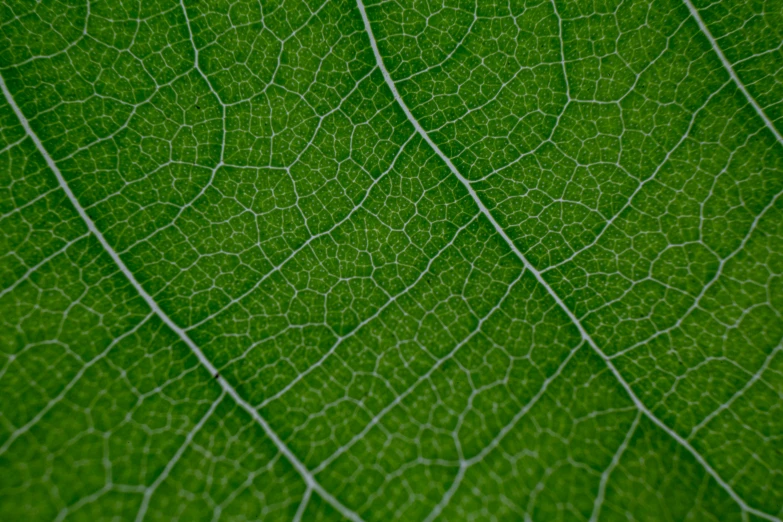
xmin=589 ymin=411 xmax=641 ymax=522
xmin=681 ymin=0 xmax=783 ymax=145
xmin=134 ymin=390 xmax=226 ymax=522
xmin=292 ymin=486 xmax=313 ymax=522
xmin=0 ymin=72 xmax=365 ymax=522
xmin=355 ymin=1 xmax=781 ymax=519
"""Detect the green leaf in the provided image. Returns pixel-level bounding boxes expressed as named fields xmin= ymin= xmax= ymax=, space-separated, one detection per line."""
xmin=1 ymin=0 xmax=781 ymax=520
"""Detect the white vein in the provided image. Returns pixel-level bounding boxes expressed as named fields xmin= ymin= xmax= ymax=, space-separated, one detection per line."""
xmin=589 ymin=411 xmax=641 ymax=522
xmin=134 ymin=390 xmax=226 ymax=522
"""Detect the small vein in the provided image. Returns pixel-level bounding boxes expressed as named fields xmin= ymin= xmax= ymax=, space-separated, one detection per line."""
xmin=589 ymin=411 xmax=641 ymax=522
xmin=134 ymin=390 xmax=226 ymax=522
xmin=292 ymin=486 xmax=313 ymax=522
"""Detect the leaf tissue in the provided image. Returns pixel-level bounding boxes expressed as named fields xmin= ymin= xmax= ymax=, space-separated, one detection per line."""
xmin=1 ymin=0 xmax=782 ymax=520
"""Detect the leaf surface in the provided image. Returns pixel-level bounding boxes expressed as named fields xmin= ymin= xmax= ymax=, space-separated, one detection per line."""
xmin=1 ymin=0 xmax=781 ymax=520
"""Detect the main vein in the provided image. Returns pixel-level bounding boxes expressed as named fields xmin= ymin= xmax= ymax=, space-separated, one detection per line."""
xmin=354 ymin=1 xmax=781 ymax=520
xmin=0 ymin=72 xmax=365 ymax=522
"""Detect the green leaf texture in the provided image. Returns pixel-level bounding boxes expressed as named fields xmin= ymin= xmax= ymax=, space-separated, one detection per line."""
xmin=1 ymin=0 xmax=782 ymax=520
